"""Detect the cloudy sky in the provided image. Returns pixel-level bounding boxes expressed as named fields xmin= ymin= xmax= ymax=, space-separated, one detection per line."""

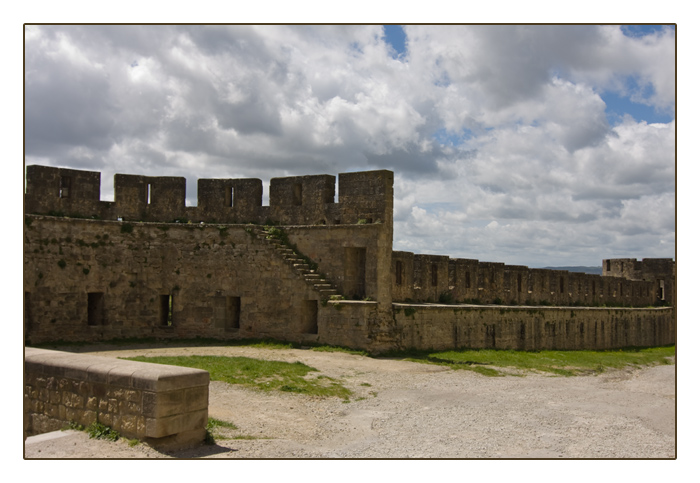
xmin=24 ymin=24 xmax=676 ymax=268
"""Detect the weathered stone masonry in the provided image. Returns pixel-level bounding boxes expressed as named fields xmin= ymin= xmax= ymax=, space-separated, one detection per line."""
xmin=24 ymin=165 xmax=675 ymax=353
xmin=24 ymin=347 xmax=209 ymax=449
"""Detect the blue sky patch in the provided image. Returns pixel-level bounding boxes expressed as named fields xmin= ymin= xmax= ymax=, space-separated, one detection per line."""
xmin=383 ymin=25 xmax=407 ymax=59
xmin=621 ymin=25 xmax=673 ymax=38
xmin=601 ymin=75 xmax=673 ymax=125
xmin=432 ymin=127 xmax=475 ymax=147
xmin=602 ymin=91 xmax=672 ymax=125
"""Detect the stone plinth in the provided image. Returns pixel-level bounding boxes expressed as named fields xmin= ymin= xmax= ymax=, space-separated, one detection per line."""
xmin=24 ymin=347 xmax=209 ymax=450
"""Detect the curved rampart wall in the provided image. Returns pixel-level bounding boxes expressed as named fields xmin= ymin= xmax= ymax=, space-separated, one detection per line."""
xmin=392 ymin=251 xmax=665 ymax=308
xmin=394 ymin=304 xmax=675 ymax=351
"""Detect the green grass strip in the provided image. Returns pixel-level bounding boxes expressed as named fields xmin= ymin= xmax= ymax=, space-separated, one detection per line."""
xmin=397 ymin=345 xmax=675 ymax=377
xmin=123 ymin=355 xmax=352 ymax=399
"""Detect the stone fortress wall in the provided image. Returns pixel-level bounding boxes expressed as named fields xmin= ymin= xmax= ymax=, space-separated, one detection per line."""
xmin=392 ymin=252 xmax=675 ymax=308
xmin=23 ymin=165 xmax=675 ymax=352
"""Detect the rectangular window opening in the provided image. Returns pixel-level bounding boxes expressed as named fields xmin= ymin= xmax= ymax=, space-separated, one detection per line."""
xmin=293 ymin=183 xmax=303 ymax=206
xmin=606 ymin=260 xmax=611 ymax=272
xmin=226 ymin=296 xmax=241 ymax=330
xmin=87 ymin=292 xmax=105 ymax=326
xmin=147 ymin=183 xmax=152 ymax=205
xmin=344 ymin=247 xmax=367 ymax=299
xmin=59 ymin=176 xmax=71 ymax=199
xmin=302 ymin=300 xmax=318 ymax=334
xmin=465 ymin=271 xmax=471 ymax=289
xmin=657 ymin=280 xmax=665 ymax=301
xmin=395 ymin=260 xmax=403 ymax=285
xmin=159 ymin=294 xmax=173 ymax=326
xmin=226 ymin=186 xmax=235 ymax=208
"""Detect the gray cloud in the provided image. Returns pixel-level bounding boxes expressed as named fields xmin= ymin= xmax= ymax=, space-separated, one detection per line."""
xmin=24 ymin=24 xmax=675 ymax=267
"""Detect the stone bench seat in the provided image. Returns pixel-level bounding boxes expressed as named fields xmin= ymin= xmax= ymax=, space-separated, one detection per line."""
xmin=24 ymin=347 xmax=209 ymax=450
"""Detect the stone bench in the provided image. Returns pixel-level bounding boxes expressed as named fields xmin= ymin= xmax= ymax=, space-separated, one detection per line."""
xmin=24 ymin=347 xmax=209 ymax=450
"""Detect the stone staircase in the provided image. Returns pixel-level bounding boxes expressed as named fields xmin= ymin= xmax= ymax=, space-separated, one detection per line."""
xmin=250 ymin=226 xmax=340 ymax=299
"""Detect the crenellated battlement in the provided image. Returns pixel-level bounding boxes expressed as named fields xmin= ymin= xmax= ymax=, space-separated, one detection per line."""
xmin=24 ymin=165 xmax=393 ymax=227
xmin=393 ymin=251 xmax=675 ymax=307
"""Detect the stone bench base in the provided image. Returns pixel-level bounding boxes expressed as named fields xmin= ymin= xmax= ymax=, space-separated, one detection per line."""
xmin=24 ymin=347 xmax=209 ymax=450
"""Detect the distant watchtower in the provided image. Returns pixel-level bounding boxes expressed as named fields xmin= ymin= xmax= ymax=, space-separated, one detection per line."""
xmin=603 ymin=258 xmax=675 ymax=305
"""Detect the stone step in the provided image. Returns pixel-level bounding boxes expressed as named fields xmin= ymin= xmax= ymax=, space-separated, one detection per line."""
xmin=255 ymin=226 xmax=343 ymax=299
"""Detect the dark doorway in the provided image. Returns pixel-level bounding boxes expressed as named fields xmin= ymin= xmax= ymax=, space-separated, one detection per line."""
xmin=87 ymin=292 xmax=104 ymax=326
xmin=302 ymin=300 xmax=318 ymax=334
xmin=344 ymin=247 xmax=367 ymax=299
xmin=160 ymin=294 xmax=173 ymax=326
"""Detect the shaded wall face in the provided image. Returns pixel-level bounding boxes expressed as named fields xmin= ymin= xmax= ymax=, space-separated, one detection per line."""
xmin=411 ymin=255 xmax=450 ymax=302
xmin=392 ymin=252 xmax=415 ymax=302
xmin=448 ymin=259 xmax=480 ymax=302
xmin=25 ymin=165 xmax=102 ymax=217
xmin=395 ymin=305 xmax=675 ymax=351
xmin=269 ymin=175 xmax=336 ymax=225
xmin=114 ymin=175 xmax=187 ymax=222
xmin=196 ymin=178 xmax=263 ymax=224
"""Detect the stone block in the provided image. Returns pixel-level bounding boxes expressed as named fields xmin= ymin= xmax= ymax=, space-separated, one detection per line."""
xmin=117 ymin=414 xmax=139 ymax=437
xmin=97 ymin=411 xmax=112 ymax=427
xmin=144 ymin=408 xmax=208 ymax=438
xmin=119 ymin=399 xmax=142 ymax=416
xmin=86 ymin=396 xmax=98 ymax=410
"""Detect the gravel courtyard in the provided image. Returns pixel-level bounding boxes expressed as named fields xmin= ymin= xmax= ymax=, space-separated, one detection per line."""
xmin=24 ymin=345 xmax=676 ymax=459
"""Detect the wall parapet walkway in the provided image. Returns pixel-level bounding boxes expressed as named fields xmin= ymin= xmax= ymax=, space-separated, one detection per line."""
xmin=24 ymin=347 xmax=209 ymax=450
xmin=392 ymin=251 xmax=671 ymax=308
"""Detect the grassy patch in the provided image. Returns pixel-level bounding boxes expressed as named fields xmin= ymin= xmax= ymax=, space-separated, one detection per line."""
xmin=388 ymin=345 xmax=675 ymax=377
xmin=86 ymin=422 xmax=120 ymax=441
xmin=31 ymin=337 xmax=369 ymax=356
xmin=123 ymin=354 xmax=352 ymax=399
xmin=205 ymin=417 xmax=245 ymax=444
xmin=309 ymin=345 xmax=369 ymax=356
xmin=65 ymin=421 xmax=120 ymax=441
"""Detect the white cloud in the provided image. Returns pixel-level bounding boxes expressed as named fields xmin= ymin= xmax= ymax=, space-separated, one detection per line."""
xmin=24 ymin=24 xmax=675 ymax=267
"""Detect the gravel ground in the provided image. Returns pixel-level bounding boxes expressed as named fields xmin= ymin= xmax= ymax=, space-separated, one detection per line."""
xmin=24 ymin=345 xmax=676 ymax=459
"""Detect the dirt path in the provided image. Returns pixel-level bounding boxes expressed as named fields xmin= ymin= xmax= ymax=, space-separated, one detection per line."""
xmin=24 ymin=345 xmax=676 ymax=459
